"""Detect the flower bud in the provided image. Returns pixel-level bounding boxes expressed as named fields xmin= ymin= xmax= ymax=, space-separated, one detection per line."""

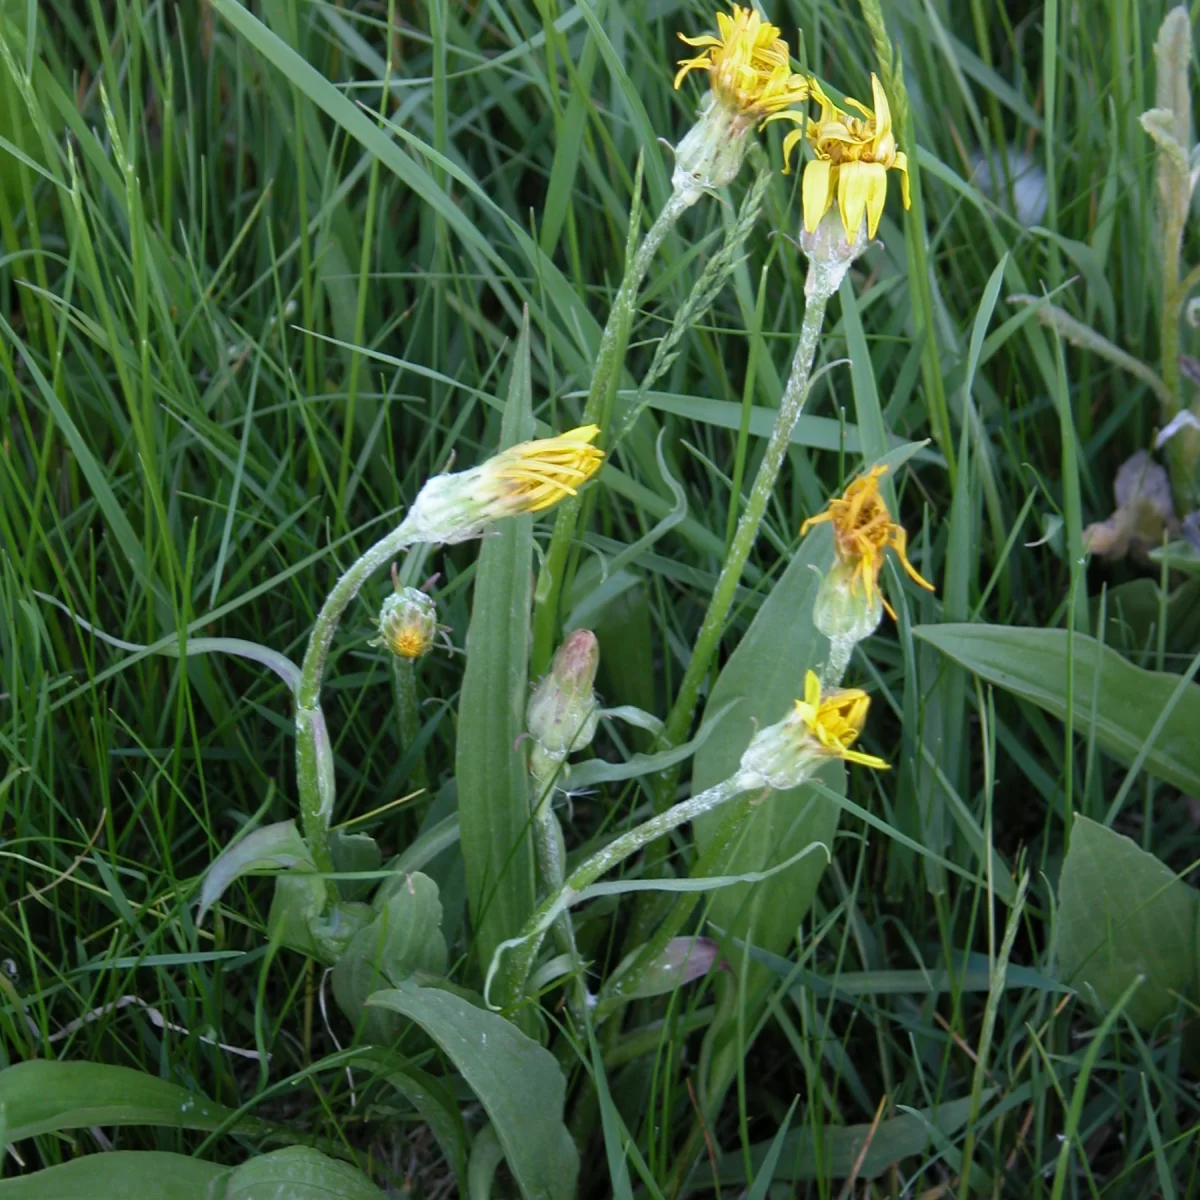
xmin=372 ymin=587 xmax=437 ymax=660
xmin=672 ymin=94 xmax=755 ymax=199
xmin=812 ymin=558 xmax=883 ymax=646
xmin=526 ymin=630 xmax=601 ymax=761
xmin=798 ymin=208 xmax=871 ymax=298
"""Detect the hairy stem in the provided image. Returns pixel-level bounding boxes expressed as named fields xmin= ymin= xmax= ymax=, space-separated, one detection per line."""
xmin=296 ymin=517 xmax=418 ymax=876
xmin=530 ymin=185 xmax=698 ymax=673
xmin=491 ymin=771 xmax=758 ymax=1016
xmin=650 ymin=286 xmax=832 ymax=814
xmin=391 ymin=656 xmax=427 ymax=794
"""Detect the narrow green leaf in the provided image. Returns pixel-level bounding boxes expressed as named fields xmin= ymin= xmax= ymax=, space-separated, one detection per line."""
xmin=914 ymin=624 xmax=1200 ymax=795
xmin=456 ymin=316 xmax=537 ymax=980
xmin=691 ymin=524 xmax=841 ymax=1092
xmin=712 ymin=1093 xmax=991 ymax=1185
xmin=367 ymin=987 xmax=578 ymax=1200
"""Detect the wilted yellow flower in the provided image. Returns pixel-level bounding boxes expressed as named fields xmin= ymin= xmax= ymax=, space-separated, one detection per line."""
xmin=777 ymin=73 xmax=910 ymax=242
xmin=793 ymin=669 xmax=888 ymax=769
xmin=488 ymin=424 xmax=605 ymax=513
xmin=801 ymin=465 xmax=933 ymax=619
xmin=402 ymin=425 xmax=605 ymax=544
xmin=674 ymin=6 xmax=809 ymax=122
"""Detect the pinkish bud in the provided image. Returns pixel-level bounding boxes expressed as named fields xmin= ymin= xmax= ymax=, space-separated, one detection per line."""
xmin=609 ymin=936 xmax=723 ymax=1001
xmin=526 ymin=630 xmax=601 ymax=760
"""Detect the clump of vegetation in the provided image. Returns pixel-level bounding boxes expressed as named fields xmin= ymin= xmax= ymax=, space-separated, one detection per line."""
xmin=3 ymin=1 xmax=1200 ymax=1196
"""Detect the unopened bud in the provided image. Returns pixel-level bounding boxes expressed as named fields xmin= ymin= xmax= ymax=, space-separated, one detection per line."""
xmin=799 ymin=208 xmax=871 ymax=298
xmin=526 ymin=630 xmax=601 ymax=761
xmin=608 ymin=936 xmax=722 ymax=1001
xmin=812 ymin=559 xmax=883 ymax=646
xmin=372 ymin=587 xmax=437 ymax=660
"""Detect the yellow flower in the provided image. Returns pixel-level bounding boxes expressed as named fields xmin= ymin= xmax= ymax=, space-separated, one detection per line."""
xmin=793 ymin=669 xmax=888 ymax=769
xmin=800 ymin=464 xmax=934 ymax=619
xmin=402 ymin=425 xmax=605 ymax=544
xmin=674 ymin=6 xmax=809 ymax=122
xmin=778 ymin=73 xmax=910 ymax=242
xmin=488 ymin=424 xmax=605 ymax=513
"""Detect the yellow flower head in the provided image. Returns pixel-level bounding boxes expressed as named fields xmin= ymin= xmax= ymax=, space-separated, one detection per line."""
xmin=402 ymin=425 xmax=605 ymax=544
xmin=674 ymin=6 xmax=809 ymax=122
xmin=779 ymin=73 xmax=910 ymax=242
xmin=488 ymin=424 xmax=604 ymax=513
xmin=800 ymin=465 xmax=934 ymax=619
xmin=792 ymin=669 xmax=888 ymax=769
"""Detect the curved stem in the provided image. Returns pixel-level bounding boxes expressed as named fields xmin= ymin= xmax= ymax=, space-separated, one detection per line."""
xmin=491 ymin=770 xmax=758 ymax=1015
xmin=531 ymin=186 xmax=698 ymax=674
xmin=296 ymin=517 xmax=417 ymax=874
xmin=651 ymin=286 xmax=832 ymax=814
xmin=592 ymin=793 xmax=756 ymax=1023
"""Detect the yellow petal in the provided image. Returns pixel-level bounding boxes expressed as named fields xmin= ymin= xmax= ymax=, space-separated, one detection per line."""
xmin=802 ymin=157 xmax=834 ymax=231
xmin=841 ymin=747 xmax=890 ymax=769
xmin=804 ymin=669 xmax=821 ymax=710
xmin=779 ymin=126 xmax=805 ymax=174
xmin=869 ymin=73 xmax=892 ymax=141
xmin=677 ymin=32 xmax=723 ymax=48
xmin=893 ymin=150 xmax=911 ymax=209
xmin=863 ymin=161 xmax=888 ymax=238
xmin=838 ymin=160 xmax=871 ymax=242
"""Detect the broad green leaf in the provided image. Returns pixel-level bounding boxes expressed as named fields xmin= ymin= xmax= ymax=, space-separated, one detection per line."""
xmin=0 ymin=1060 xmax=274 ymax=1142
xmin=1150 ymin=539 xmax=1200 ymax=575
xmin=913 ymin=624 xmax=1200 ymax=795
xmin=268 ymin=876 xmax=373 ymax=965
xmin=713 ymin=1092 xmax=992 ymax=1185
xmin=332 ymin=872 xmax=448 ymax=1042
xmin=0 ymin=1152 xmax=228 ymax=1198
xmin=691 ymin=524 xmax=840 ymax=1092
xmin=329 ymin=831 xmax=382 ymax=903
xmin=198 ymin=820 xmax=313 ymax=925
xmin=456 ymin=317 xmax=537 ymax=983
xmin=1057 ymin=815 xmax=1198 ymax=1030
xmin=367 ymin=987 xmax=578 ymax=1200
xmin=223 ymin=1146 xmax=385 ymax=1198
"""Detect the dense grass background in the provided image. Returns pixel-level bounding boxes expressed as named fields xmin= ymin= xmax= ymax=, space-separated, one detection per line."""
xmin=3 ymin=0 xmax=1200 ymax=1194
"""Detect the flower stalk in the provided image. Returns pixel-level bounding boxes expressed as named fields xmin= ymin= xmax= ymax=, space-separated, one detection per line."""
xmin=650 ymin=279 xmax=832 ymax=814
xmin=295 ymin=429 xmax=604 ymax=879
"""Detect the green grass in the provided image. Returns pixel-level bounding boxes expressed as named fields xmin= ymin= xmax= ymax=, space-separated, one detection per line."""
xmin=2 ymin=0 xmax=1200 ymax=1195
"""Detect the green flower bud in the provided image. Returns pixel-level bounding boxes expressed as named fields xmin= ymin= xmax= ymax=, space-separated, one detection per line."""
xmin=372 ymin=587 xmax=437 ymax=660
xmin=527 ymin=630 xmax=601 ymax=762
xmin=672 ymin=95 xmax=755 ymax=199
xmin=812 ymin=558 xmax=884 ymax=646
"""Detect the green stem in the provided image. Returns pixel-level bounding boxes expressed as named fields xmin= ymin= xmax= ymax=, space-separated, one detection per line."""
xmin=592 ymin=794 xmax=756 ymax=1023
xmin=296 ymin=517 xmax=418 ymax=876
xmin=531 ymin=783 xmax=588 ymax=1018
xmin=490 ymin=770 xmax=758 ymax=1016
xmin=651 ymin=285 xmax=832 ymax=814
xmin=391 ymin=656 xmax=427 ymax=793
xmin=530 ymin=185 xmax=698 ymax=674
